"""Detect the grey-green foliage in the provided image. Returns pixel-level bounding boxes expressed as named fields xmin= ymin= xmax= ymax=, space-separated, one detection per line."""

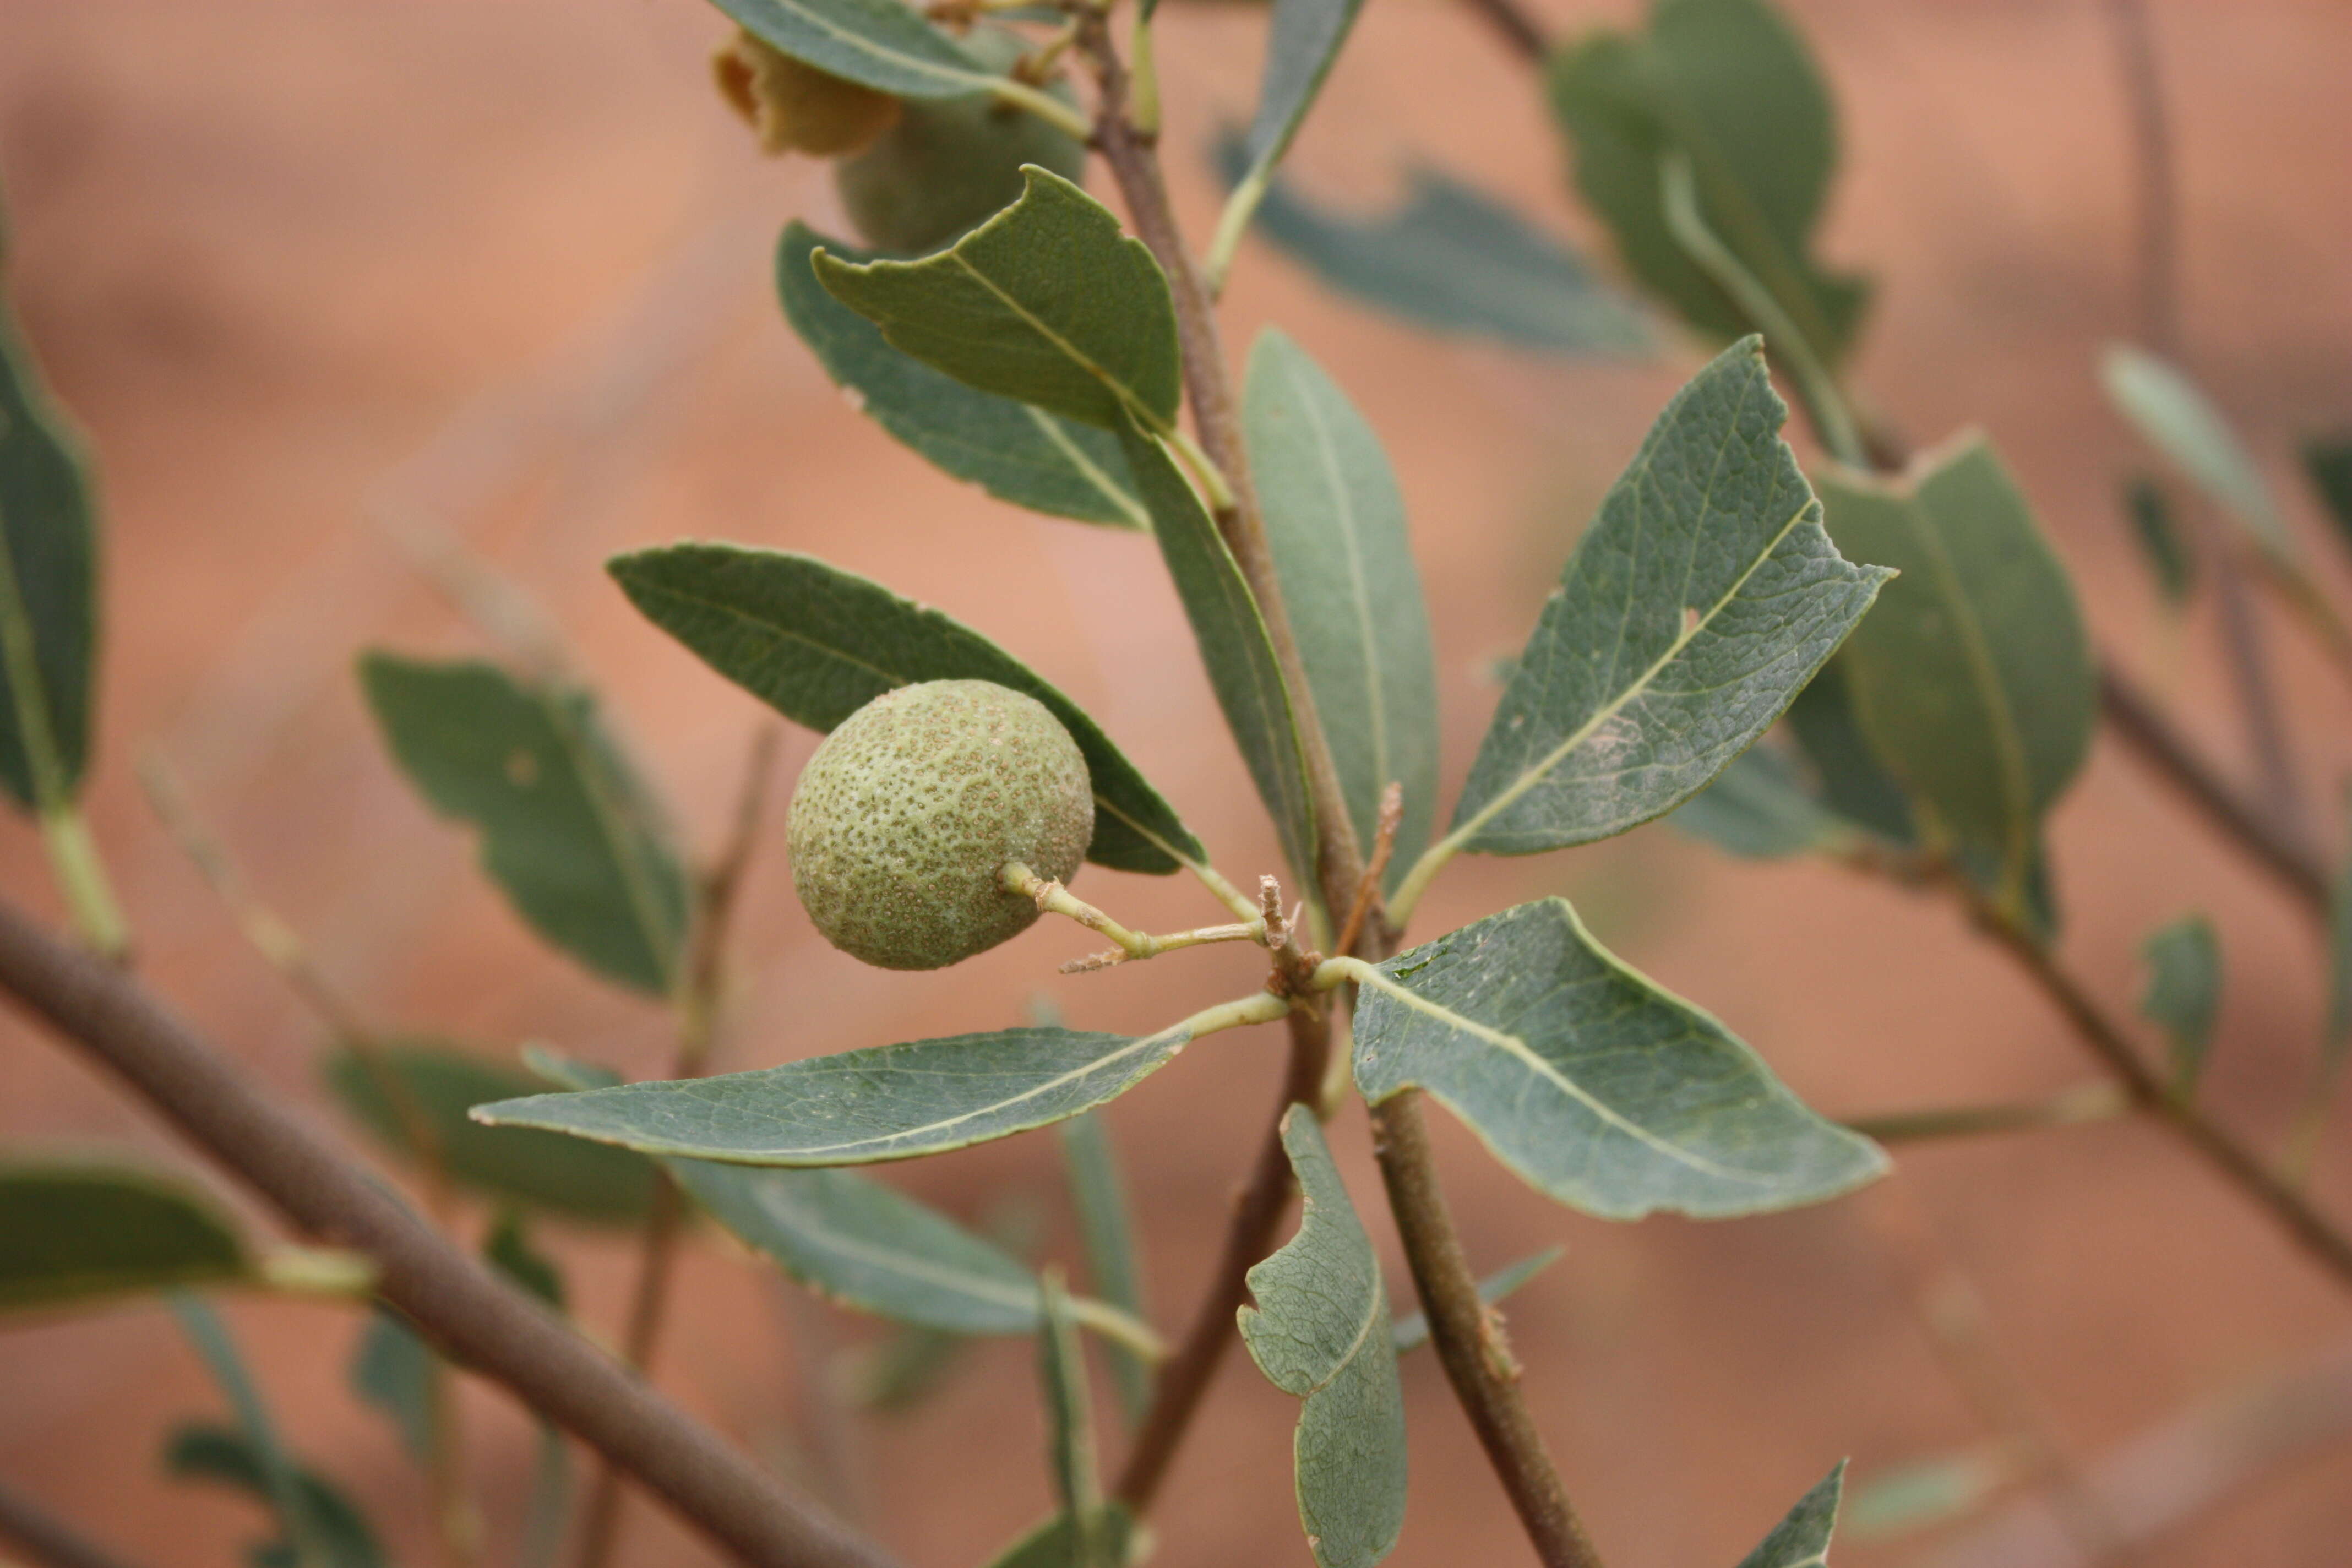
xmin=1229 ymin=0 xmax=1369 ymax=202
xmin=164 ymin=1424 xmax=385 ymax=1568
xmin=710 ymin=0 xmax=997 ymax=99
xmin=672 ymin=1157 xmax=1053 ymax=1335
xmin=473 ymin=1023 xmax=1191 ymax=1165
xmin=358 ymin=654 xmax=688 ymax=996
xmin=776 ymin=223 xmax=1146 ymax=528
xmin=2138 ymin=914 xmax=2221 ymax=1095
xmin=1245 ymin=330 xmax=1439 ymax=892
xmin=1223 ymin=146 xmax=1652 ymax=353
xmin=2125 ymin=473 xmax=2196 ymax=608
xmin=1239 ymin=1109 xmax=1406 ymax=1568
xmin=1549 ymin=0 xmax=1870 ymax=366
xmin=832 ymin=32 xmax=1088 ymax=257
xmin=1783 ymin=660 xmax=1914 ymax=846
xmin=1118 ymin=419 xmax=1321 ymax=891
xmin=324 ymin=1039 xmax=661 ymax=1225
xmin=981 ymin=1507 xmax=1137 ymax=1568
xmin=815 ymin=168 xmax=1182 ymax=433
xmin=2306 ymin=434 xmax=2352 ymax=562
xmin=1842 ymin=1452 xmax=2001 ymax=1543
xmin=1036 ymin=1272 xmax=1110 ymax=1567
xmin=2101 ymin=344 xmax=2291 ymax=563
xmin=0 ymin=1162 xmax=249 ymax=1314
xmin=1438 ymin=339 xmax=1886 ymax=865
xmin=1736 ymin=1462 xmax=1845 ymax=1568
xmin=1353 ymin=898 xmax=1885 ymax=1219
xmin=1816 ymin=435 xmax=2095 ymax=918
xmin=0 ymin=221 xmax=99 ymax=811
xmin=1059 ymin=1111 xmax=1151 ymax=1425
xmin=1390 ymin=1244 xmax=1562 ymax=1353
xmin=608 ymin=544 xmax=1198 ymax=874
xmin=1668 ymin=742 xmax=1840 ymax=860
xmin=349 ymin=1308 xmax=433 ymax=1464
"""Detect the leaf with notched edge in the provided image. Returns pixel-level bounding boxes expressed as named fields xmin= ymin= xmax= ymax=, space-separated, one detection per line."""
xmin=1439 ymin=339 xmax=1886 ymax=868
xmin=777 ymin=224 xmax=1148 ymax=529
xmin=814 ymin=168 xmax=1182 ymax=433
xmin=1353 ymin=898 xmax=1885 ymax=1219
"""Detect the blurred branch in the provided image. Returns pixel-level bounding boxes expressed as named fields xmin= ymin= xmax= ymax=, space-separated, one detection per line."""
xmin=574 ymin=726 xmax=782 ymax=1568
xmin=0 ymin=1480 xmax=148 ymax=1568
xmin=1458 ymin=0 xmax=1546 ymax=63
xmin=1844 ymin=1082 xmax=2129 ymax=1144
xmin=1924 ymin=1337 xmax=2352 ymax=1568
xmin=0 ymin=891 xmax=899 ymax=1568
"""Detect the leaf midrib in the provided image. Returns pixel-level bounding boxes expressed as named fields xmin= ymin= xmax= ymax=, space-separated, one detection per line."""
xmin=1357 ymin=966 xmax=1766 ymax=1184
xmin=947 ymin=253 xmax=1166 ymax=434
xmin=754 ymin=0 xmax=990 ymax=92
xmin=729 ymin=1172 xmax=1035 ymax=1312
xmin=1289 ymin=359 xmax=1393 ymax=821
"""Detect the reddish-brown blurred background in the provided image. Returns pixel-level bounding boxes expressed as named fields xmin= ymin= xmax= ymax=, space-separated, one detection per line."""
xmin=3 ymin=2 xmax=2350 ymax=1564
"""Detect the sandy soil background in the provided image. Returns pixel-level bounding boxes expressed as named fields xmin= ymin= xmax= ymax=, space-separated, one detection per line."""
xmin=2 ymin=2 xmax=2350 ymax=1565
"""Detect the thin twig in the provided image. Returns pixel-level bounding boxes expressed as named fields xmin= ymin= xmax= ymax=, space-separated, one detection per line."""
xmin=1113 ymin=1001 xmax=1328 ymax=1512
xmin=0 ymin=1480 xmax=149 ymax=1568
xmin=1842 ymin=1082 xmax=2130 ymax=1144
xmin=1077 ymin=18 xmax=1597 ymax=1560
xmin=574 ymin=727 xmax=781 ymax=1568
xmin=1952 ymin=880 xmax=2352 ymax=1291
xmin=0 ymin=892 xmax=898 ymax=1568
xmin=1333 ymin=783 xmax=1404 ymax=959
xmin=2095 ymin=663 xmax=2330 ymax=918
xmin=1456 ymin=0 xmax=1546 ymax=63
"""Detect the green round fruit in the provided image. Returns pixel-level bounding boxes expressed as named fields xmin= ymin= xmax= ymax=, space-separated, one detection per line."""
xmin=832 ymin=32 xmax=1087 ymax=256
xmin=787 ymin=680 xmax=1094 ymax=970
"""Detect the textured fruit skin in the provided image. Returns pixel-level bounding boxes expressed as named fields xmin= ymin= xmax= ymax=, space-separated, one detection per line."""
xmin=788 ymin=680 xmax=1093 ymax=970
xmin=832 ymin=32 xmax=1087 ymax=256
xmin=713 ymin=30 xmax=901 ymax=157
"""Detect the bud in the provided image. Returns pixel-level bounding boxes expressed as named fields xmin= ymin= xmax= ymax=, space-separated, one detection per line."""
xmin=713 ymin=29 xmax=901 ymax=158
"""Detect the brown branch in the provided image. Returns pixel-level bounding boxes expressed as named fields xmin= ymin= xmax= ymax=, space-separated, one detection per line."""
xmin=0 ymin=894 xmax=898 ymax=1568
xmin=575 ymin=726 xmax=782 ymax=1568
xmin=1078 ymin=17 xmax=1596 ymax=1561
xmin=1370 ymin=1092 xmax=1603 ymax=1568
xmin=1957 ymin=882 xmax=2352 ymax=1291
xmin=0 ymin=1481 xmax=148 ymax=1568
xmin=1113 ymin=1001 xmax=1329 ymax=1511
xmin=2096 ymin=662 xmax=2330 ymax=917
xmin=1457 ymin=0 xmax=1547 ymax=62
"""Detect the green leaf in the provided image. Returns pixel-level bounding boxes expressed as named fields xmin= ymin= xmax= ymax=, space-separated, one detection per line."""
xmin=814 ymin=168 xmax=1182 ymax=433
xmin=777 ymin=223 xmax=1147 ymax=530
xmin=1059 ymin=1112 xmax=1151 ymax=1427
xmin=349 ymin=1309 xmax=433 ymax=1464
xmin=1391 ymin=1244 xmax=1562 ymax=1353
xmin=164 ymin=1423 xmax=386 ymax=1568
xmin=473 ymin=1023 xmax=1196 ymax=1166
xmin=358 ymin=654 xmax=689 ymax=995
xmin=1352 ymin=898 xmax=1885 ymax=1219
xmin=1783 ymin=661 xmax=1914 ymax=846
xmin=1226 ymin=0 xmax=1370 ymax=209
xmin=711 ymin=0 xmax=996 ymax=99
xmin=671 ymin=1157 xmax=1047 ymax=1334
xmin=1843 ymin=1451 xmax=2002 ymax=1543
xmin=1037 ymin=1271 xmax=1108 ymax=1567
xmin=1118 ymin=420 xmax=1320 ymax=890
xmin=324 ymin=1039 xmax=661 ymax=1225
xmin=1239 ymin=1108 xmax=1406 ymax=1568
xmin=1245 ymin=331 xmax=1439 ymax=892
xmin=980 ymin=1506 xmax=1137 ymax=1568
xmin=484 ymin=1207 xmax=567 ymax=1309
xmin=1437 ymin=339 xmax=1886 ymax=864
xmin=608 ymin=543 xmax=1199 ymax=874
xmin=1735 ymin=1461 xmax=1844 ymax=1568
xmin=0 ymin=233 xmax=100 ymax=812
xmin=1816 ymin=434 xmax=2095 ymax=917
xmin=0 ymin=1162 xmax=249 ymax=1314
xmin=1224 ymin=148 xmax=1652 ymax=354
xmin=2101 ymin=344 xmax=2291 ymax=562
xmin=2138 ymin=914 xmax=2221 ymax=1095
xmin=2305 ymin=433 xmax=2352 ymax=564
xmin=1548 ymin=0 xmax=1871 ymax=365
xmin=2124 ymin=472 xmax=2196 ymax=608
xmin=1668 ymin=742 xmax=1841 ymax=860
